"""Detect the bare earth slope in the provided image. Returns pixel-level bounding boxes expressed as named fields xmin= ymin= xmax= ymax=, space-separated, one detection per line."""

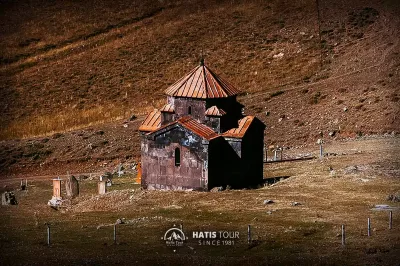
xmin=0 ymin=0 xmax=399 ymax=176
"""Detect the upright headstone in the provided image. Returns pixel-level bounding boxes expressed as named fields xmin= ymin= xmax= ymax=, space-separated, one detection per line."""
xmin=2 ymin=191 xmax=18 ymax=205
xmin=48 ymin=177 xmax=63 ymax=208
xmin=98 ymin=181 xmax=107 ymax=195
xmin=117 ymin=164 xmax=123 ymax=177
xmin=53 ymin=178 xmax=62 ymax=199
xmin=65 ymin=175 xmax=79 ymax=198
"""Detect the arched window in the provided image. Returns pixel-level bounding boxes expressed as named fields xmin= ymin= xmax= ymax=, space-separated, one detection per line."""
xmin=175 ymin=147 xmax=180 ymax=166
xmin=188 ymin=106 xmax=192 ymax=115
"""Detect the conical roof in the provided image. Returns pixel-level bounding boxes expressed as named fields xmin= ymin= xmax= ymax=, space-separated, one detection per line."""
xmin=165 ymin=62 xmax=240 ymax=99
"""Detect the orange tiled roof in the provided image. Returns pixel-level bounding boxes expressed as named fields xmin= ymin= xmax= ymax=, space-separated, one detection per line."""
xmin=164 ymin=63 xmax=240 ymax=99
xmin=138 ymin=109 xmax=161 ymax=132
xmin=205 ymin=106 xmax=226 ymax=116
xmin=145 ymin=116 xmax=218 ymax=140
xmin=160 ymin=103 xmax=174 ymax=113
xmin=177 ymin=116 xmax=218 ymax=140
xmin=222 ymin=116 xmax=254 ymax=138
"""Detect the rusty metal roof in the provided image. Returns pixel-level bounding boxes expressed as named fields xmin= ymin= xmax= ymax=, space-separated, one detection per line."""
xmin=145 ymin=116 xmax=218 ymax=140
xmin=164 ymin=63 xmax=241 ymax=99
xmin=205 ymin=106 xmax=226 ymax=116
xmin=177 ymin=116 xmax=218 ymax=140
xmin=138 ymin=109 xmax=161 ymax=132
xmin=160 ymin=103 xmax=174 ymax=113
xmin=222 ymin=116 xmax=255 ymax=138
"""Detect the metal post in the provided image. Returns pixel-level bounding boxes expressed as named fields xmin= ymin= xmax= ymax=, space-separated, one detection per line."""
xmin=114 ymin=224 xmax=117 ymax=244
xmin=118 ymin=164 xmax=122 ymax=177
xmin=47 ymin=224 xmax=51 ymax=246
xmin=389 ymin=211 xmax=392 ymax=230
xmin=280 ymin=148 xmax=283 ymax=161
xmin=247 ymin=225 xmax=251 ymax=244
xmin=319 ymin=143 xmax=323 ymax=158
xmin=180 ymin=224 xmax=183 ymax=231
xmin=341 ymin=225 xmax=345 ymax=246
xmin=367 ymin=218 xmax=371 ymax=236
xmin=273 ymin=150 xmax=277 ymax=161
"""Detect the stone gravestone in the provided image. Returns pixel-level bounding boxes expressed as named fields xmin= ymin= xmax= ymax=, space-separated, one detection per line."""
xmin=98 ymin=181 xmax=107 ymax=195
xmin=65 ymin=175 xmax=79 ymax=198
xmin=48 ymin=178 xmax=63 ymax=208
xmin=2 ymin=191 xmax=18 ymax=205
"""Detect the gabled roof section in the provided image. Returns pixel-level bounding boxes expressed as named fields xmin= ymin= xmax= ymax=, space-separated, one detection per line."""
xmin=222 ymin=116 xmax=255 ymax=139
xmin=138 ymin=109 xmax=161 ymax=132
xmin=147 ymin=116 xmax=218 ymax=140
xmin=160 ymin=103 xmax=174 ymax=113
xmin=205 ymin=106 xmax=226 ymax=117
xmin=178 ymin=116 xmax=218 ymax=140
xmin=164 ymin=62 xmax=241 ymax=99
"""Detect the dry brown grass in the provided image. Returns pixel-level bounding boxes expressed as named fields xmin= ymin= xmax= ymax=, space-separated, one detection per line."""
xmin=0 ymin=0 xmax=322 ymax=140
xmin=0 ymin=137 xmax=399 ymax=265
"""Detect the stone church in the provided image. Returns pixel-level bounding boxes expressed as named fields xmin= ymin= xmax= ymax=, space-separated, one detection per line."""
xmin=139 ymin=60 xmax=266 ymax=191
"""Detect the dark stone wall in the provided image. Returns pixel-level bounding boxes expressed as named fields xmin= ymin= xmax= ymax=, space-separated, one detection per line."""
xmin=206 ymin=96 xmax=244 ymax=132
xmin=141 ymin=125 xmax=208 ymax=190
xmin=240 ymin=119 xmax=265 ymax=186
xmin=208 ymin=137 xmax=242 ymax=189
xmin=161 ymin=112 xmax=174 ymax=125
xmin=208 ymin=120 xmax=265 ymax=189
xmin=174 ymin=98 xmax=206 ymax=122
xmin=205 ymin=117 xmax=221 ymax=133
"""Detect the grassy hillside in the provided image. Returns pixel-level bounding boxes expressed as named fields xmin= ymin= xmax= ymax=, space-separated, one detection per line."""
xmin=0 ymin=0 xmax=399 ymax=175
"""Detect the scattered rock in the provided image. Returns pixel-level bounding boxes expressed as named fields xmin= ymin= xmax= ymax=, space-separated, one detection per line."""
xmin=273 ymin=52 xmax=284 ymax=59
xmin=263 ymin=199 xmax=274 ymax=205
xmin=116 ymin=218 xmax=125 ymax=224
xmin=48 ymin=197 xmax=63 ymax=209
xmin=328 ymin=131 xmax=336 ymax=137
xmin=210 ymin=186 xmax=223 ymax=192
xmin=78 ymin=175 xmax=89 ymax=181
xmin=266 ymin=211 xmax=273 ymax=215
xmin=343 ymin=165 xmax=359 ymax=174
xmin=129 ymin=114 xmax=137 ymax=121
xmin=387 ymin=193 xmax=400 ymax=202
xmin=343 ymin=107 xmax=348 ymax=112
xmin=291 ymin=202 xmax=301 ymax=206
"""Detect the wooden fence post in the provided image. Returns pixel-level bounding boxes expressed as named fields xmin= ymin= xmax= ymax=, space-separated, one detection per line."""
xmin=47 ymin=224 xmax=51 ymax=246
xmin=114 ymin=224 xmax=117 ymax=244
xmin=247 ymin=225 xmax=251 ymax=244
xmin=367 ymin=218 xmax=371 ymax=236
xmin=341 ymin=225 xmax=345 ymax=246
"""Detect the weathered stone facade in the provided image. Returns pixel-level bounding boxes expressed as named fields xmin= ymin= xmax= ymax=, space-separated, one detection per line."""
xmin=139 ymin=62 xmax=266 ymax=190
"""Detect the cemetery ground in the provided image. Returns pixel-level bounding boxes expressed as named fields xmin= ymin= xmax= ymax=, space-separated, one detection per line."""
xmin=0 ymin=136 xmax=399 ymax=265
